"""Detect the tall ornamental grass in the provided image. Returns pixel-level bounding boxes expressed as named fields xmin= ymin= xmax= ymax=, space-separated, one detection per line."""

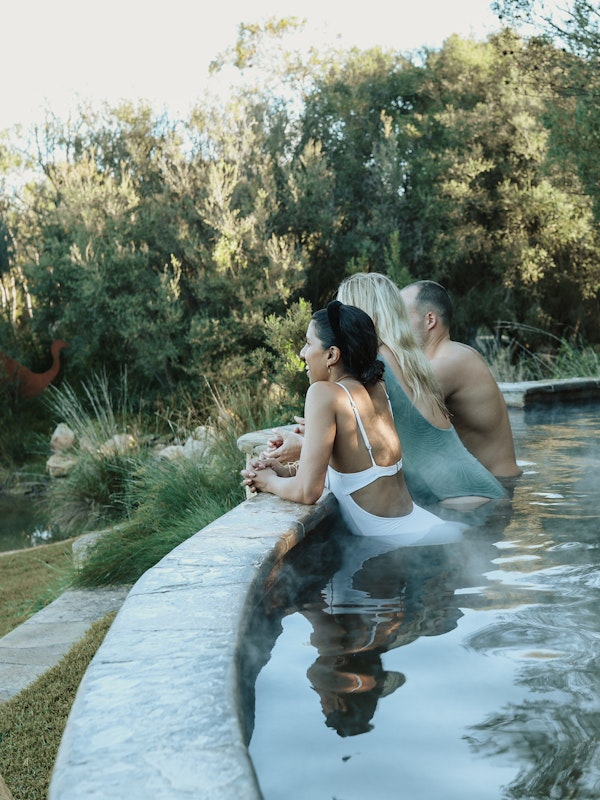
xmin=480 ymin=326 xmax=599 ymax=382
xmin=43 ymin=373 xmax=292 ymax=587
xmin=43 ymin=373 xmax=159 ymax=535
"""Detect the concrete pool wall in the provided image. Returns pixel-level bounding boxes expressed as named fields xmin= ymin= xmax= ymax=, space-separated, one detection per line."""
xmin=48 ymin=378 xmax=600 ymax=799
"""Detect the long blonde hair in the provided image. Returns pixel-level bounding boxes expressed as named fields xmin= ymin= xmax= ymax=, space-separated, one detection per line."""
xmin=336 ymin=272 xmax=449 ymax=417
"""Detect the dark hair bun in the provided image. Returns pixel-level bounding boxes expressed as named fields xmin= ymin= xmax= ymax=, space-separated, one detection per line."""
xmin=360 ymin=358 xmax=385 ymax=386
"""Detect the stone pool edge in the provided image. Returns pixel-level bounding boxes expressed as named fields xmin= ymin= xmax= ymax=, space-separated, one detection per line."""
xmin=498 ymin=376 xmax=600 ymax=407
xmin=49 ymin=491 xmax=337 ymax=800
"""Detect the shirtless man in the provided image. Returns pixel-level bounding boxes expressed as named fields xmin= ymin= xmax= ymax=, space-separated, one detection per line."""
xmin=400 ymin=280 xmax=521 ymax=480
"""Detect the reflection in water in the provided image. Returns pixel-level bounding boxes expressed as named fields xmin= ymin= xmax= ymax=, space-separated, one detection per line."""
xmin=245 ymin=404 xmax=600 ymax=800
xmin=463 ymin=548 xmax=600 ymax=796
xmin=301 ymin=537 xmax=469 ymax=737
xmin=461 ymin=406 xmax=600 ymax=799
xmin=0 ymin=493 xmax=55 ymax=552
xmin=245 ymin=507 xmax=509 ymax=742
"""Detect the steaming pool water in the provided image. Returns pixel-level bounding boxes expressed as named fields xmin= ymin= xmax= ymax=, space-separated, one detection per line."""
xmin=243 ymin=402 xmax=600 ymax=800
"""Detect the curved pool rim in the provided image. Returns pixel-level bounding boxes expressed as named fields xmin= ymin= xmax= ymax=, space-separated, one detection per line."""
xmin=49 ymin=487 xmax=336 ymax=800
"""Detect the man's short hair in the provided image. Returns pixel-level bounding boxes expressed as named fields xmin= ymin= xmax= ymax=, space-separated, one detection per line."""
xmin=413 ymin=280 xmax=453 ymax=328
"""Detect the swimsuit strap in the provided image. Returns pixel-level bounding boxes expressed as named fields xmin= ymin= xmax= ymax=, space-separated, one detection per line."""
xmin=336 ymin=381 xmax=377 ymax=467
xmin=384 ymin=387 xmax=393 ymax=415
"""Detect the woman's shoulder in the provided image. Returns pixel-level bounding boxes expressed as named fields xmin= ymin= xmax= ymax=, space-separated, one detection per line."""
xmin=378 ymin=345 xmax=409 ymax=391
xmin=305 ymin=381 xmax=353 ymax=424
xmin=378 ymin=343 xmax=397 ymax=367
xmin=307 ymin=379 xmax=368 ymax=408
xmin=305 ymin=380 xmax=342 ymax=403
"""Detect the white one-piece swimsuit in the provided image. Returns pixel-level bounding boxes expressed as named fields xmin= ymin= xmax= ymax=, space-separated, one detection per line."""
xmin=326 ymin=382 xmax=459 ymax=544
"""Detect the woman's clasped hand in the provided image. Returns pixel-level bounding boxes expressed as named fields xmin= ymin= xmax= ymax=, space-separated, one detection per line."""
xmin=241 ymin=455 xmax=289 ymax=494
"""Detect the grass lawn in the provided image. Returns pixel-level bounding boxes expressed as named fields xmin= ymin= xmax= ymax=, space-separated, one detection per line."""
xmin=0 ymin=612 xmax=115 ymax=800
xmin=0 ymin=540 xmax=75 ymax=638
xmin=0 ymin=541 xmax=116 ymax=800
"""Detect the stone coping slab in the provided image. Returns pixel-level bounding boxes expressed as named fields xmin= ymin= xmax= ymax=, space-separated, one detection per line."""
xmin=49 ymin=491 xmax=336 ymax=800
xmin=499 ymin=376 xmax=600 ymax=407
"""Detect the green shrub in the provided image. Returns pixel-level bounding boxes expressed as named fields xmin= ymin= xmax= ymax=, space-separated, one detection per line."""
xmin=73 ymin=456 xmax=241 ymax=585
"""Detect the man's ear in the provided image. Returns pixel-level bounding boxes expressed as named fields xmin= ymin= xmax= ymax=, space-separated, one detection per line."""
xmin=425 ymin=311 xmax=437 ymax=331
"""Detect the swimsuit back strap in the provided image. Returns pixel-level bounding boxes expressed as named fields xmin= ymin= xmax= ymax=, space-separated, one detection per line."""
xmin=384 ymin=388 xmax=393 ymax=416
xmin=336 ymin=381 xmax=377 ymax=467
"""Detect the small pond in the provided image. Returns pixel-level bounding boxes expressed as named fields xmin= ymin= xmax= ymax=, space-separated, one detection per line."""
xmin=0 ymin=492 xmax=57 ymax=552
xmin=244 ymin=401 xmax=600 ymax=800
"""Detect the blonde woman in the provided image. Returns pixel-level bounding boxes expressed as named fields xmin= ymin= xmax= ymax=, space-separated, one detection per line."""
xmin=267 ymin=274 xmax=506 ymax=507
xmin=338 ymin=272 xmax=448 ymax=423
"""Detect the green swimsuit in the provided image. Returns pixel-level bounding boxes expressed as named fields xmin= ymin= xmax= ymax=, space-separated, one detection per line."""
xmin=382 ymin=358 xmax=507 ymax=505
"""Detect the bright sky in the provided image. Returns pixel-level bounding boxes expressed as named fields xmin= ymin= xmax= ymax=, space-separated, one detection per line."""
xmin=1 ymin=0 xmax=502 ymax=131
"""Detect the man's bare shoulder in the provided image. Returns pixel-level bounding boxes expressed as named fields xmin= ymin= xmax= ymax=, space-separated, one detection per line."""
xmin=434 ymin=340 xmax=492 ymax=373
xmin=435 ymin=339 xmax=483 ymax=359
xmin=429 ymin=340 xmax=497 ymax=394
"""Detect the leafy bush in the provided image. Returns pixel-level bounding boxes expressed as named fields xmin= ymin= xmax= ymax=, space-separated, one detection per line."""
xmin=261 ymin=298 xmax=312 ymax=418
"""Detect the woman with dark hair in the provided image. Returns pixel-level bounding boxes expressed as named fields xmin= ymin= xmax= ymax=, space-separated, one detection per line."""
xmin=242 ymin=301 xmax=459 ymax=542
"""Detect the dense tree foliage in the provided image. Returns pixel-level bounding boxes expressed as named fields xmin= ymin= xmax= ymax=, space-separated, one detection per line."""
xmin=493 ymin=1 xmax=600 ymax=221
xmin=294 ymin=30 xmax=600 ymax=340
xmin=0 ymin=22 xmax=598 ymax=414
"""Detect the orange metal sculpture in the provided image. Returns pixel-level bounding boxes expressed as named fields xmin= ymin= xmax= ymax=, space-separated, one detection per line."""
xmin=0 ymin=339 xmax=70 ymax=399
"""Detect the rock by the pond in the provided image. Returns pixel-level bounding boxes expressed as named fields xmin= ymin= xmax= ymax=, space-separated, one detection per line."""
xmin=46 ymin=452 xmax=79 ymax=478
xmin=50 ymin=423 xmax=75 ymax=453
xmin=156 ymin=427 xmax=216 ymax=462
xmin=45 ymin=421 xmax=217 ymax=477
xmin=99 ymin=433 xmax=136 ymax=456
